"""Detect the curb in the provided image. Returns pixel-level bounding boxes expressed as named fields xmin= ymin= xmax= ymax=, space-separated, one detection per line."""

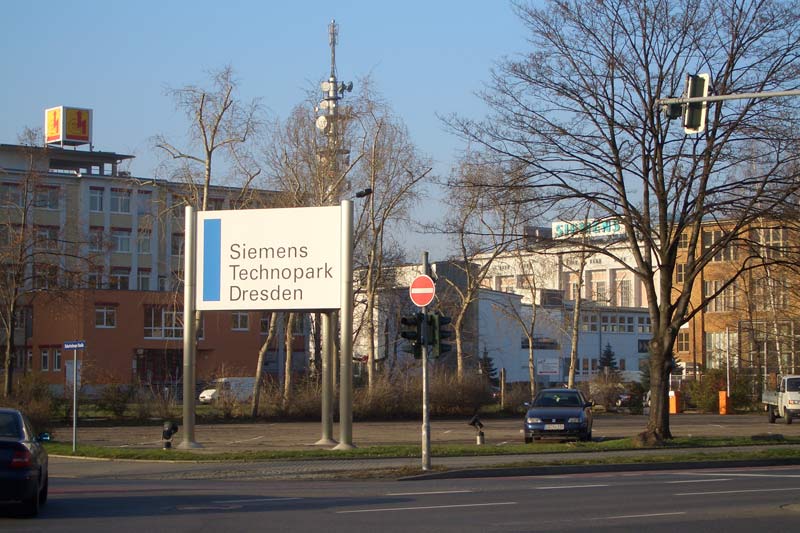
xmin=400 ymin=457 xmax=800 ymax=481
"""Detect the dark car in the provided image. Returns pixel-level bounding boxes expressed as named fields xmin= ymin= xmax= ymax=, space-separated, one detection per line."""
xmin=523 ymin=388 xmax=593 ymax=443
xmin=0 ymin=408 xmax=49 ymax=516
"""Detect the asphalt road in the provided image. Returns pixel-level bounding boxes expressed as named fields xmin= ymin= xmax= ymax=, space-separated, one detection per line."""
xmin=4 ymin=464 xmax=800 ymax=531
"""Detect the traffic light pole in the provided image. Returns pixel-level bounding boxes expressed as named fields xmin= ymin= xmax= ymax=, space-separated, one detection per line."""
xmin=421 ymin=251 xmax=431 ymax=471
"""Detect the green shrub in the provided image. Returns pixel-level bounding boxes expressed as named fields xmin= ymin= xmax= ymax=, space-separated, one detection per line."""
xmin=1 ymin=373 xmax=56 ymax=434
xmin=96 ymin=384 xmax=134 ymax=418
xmin=683 ymin=369 xmax=756 ymax=413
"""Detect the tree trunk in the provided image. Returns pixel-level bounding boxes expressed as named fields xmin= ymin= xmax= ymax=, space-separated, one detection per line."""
xmin=282 ymin=313 xmax=295 ymax=406
xmin=644 ymin=335 xmax=673 ymax=442
xmin=251 ymin=312 xmax=277 ymax=417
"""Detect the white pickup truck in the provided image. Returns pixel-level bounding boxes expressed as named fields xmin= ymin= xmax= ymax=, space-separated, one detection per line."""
xmin=763 ymin=375 xmax=800 ymax=424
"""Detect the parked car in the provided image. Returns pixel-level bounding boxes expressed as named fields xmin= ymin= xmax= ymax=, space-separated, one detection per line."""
xmin=198 ymin=377 xmax=256 ymax=404
xmin=0 ymin=408 xmax=49 ymax=516
xmin=523 ymin=388 xmax=594 ymax=443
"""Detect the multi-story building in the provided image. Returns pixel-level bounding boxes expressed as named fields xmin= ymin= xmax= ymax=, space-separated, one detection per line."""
xmin=0 ymin=141 xmax=308 ymax=394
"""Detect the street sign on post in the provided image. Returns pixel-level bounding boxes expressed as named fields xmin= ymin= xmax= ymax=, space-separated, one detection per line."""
xmin=409 ymin=275 xmax=435 ymax=308
xmin=63 ymin=340 xmax=85 ymax=453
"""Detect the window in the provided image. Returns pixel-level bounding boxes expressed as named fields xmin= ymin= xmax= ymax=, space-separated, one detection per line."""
xmin=676 ymin=263 xmax=686 ymax=283
xmin=40 ymin=349 xmax=49 ymax=371
xmin=136 ymin=190 xmax=152 ymax=215
xmin=638 ymin=339 xmax=650 ymax=353
xmin=90 ymin=187 xmax=104 ymax=212
xmin=87 ymin=267 xmax=103 ymax=288
xmin=677 ymin=331 xmax=690 ymax=352
xmin=171 ymin=233 xmax=184 ymax=256
xmin=231 ymin=311 xmax=249 ymax=331
xmin=581 ymin=313 xmax=599 ymax=332
xmin=95 ymin=305 xmax=117 ymax=328
xmin=53 ymin=349 xmax=61 ymax=371
xmin=581 ymin=358 xmax=589 ymax=375
xmin=619 ymin=358 xmax=626 ymax=371
xmin=618 ymin=279 xmax=631 ymax=307
xmin=88 ymin=227 xmax=104 ymax=252
xmin=112 ymin=229 xmax=131 ymax=253
xmin=171 ymin=200 xmax=185 ymax=220
xmin=594 ymin=281 xmax=607 ymax=304
xmin=33 ymin=264 xmax=58 ymax=289
xmin=626 ymin=316 xmax=635 ymax=333
xmin=0 ymin=183 xmax=22 ymax=207
xmin=637 ymin=316 xmax=651 ymax=333
xmin=704 ymin=280 xmax=738 ymax=312
xmin=753 ymin=276 xmax=789 ymax=311
xmin=702 ymin=229 xmax=737 ymax=262
xmin=755 ymin=227 xmax=788 ymax=258
xmin=110 ymin=188 xmax=131 ymax=213
xmin=207 ymin=198 xmax=225 ymax=211
xmin=26 ymin=350 xmax=32 ymax=372
xmin=137 ymin=229 xmax=151 ymax=254
xmin=109 ymin=268 xmax=130 ymax=290
xmin=34 ymin=186 xmax=59 ymax=209
xmin=35 ymin=226 xmax=59 ymax=250
xmin=144 ymin=306 xmax=184 ymax=339
xmin=570 ymin=281 xmax=580 ymax=301
xmin=137 ymin=269 xmax=150 ymax=291
xmin=678 ymin=232 xmax=689 ymax=249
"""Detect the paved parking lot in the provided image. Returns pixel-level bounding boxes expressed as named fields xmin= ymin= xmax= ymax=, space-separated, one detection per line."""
xmin=63 ymin=413 xmax=799 ymax=453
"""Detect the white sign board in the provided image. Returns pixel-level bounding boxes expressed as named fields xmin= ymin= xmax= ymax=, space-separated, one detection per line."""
xmin=536 ymin=357 xmax=560 ymax=376
xmin=196 ymin=206 xmax=342 ymax=311
xmin=552 ymin=218 xmax=625 ymax=239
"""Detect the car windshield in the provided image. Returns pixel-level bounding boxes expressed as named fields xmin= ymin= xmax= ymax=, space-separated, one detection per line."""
xmin=0 ymin=413 xmax=21 ymax=438
xmin=787 ymin=379 xmax=800 ymax=392
xmin=533 ymin=392 xmax=582 ymax=408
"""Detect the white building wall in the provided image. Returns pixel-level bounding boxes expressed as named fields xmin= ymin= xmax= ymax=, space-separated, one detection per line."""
xmin=477 ymin=289 xmax=649 ymax=385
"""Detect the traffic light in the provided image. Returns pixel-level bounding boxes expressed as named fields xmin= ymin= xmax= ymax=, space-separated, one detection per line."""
xmin=431 ymin=312 xmax=453 ymax=359
xmin=400 ymin=313 xmax=424 ymax=359
xmin=683 ymin=73 xmax=709 ymax=134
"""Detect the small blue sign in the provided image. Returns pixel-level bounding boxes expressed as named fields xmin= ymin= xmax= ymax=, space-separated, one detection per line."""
xmin=203 ymin=218 xmax=222 ymax=302
xmin=63 ymin=340 xmax=86 ymax=350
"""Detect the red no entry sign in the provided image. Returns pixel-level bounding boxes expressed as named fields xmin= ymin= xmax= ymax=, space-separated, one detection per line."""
xmin=409 ymin=275 xmax=436 ymax=307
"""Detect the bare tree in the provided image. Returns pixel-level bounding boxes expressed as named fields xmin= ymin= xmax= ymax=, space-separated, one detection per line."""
xmin=448 ymin=0 xmax=800 ymax=441
xmin=1 ymin=129 xmax=100 ymax=396
xmin=439 ymin=155 xmax=524 ymax=381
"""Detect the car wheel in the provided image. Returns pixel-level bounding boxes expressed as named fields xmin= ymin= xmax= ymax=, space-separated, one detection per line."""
xmin=524 ymin=436 xmax=532 ymax=444
xmin=583 ymin=430 xmax=592 ymax=442
xmin=768 ymin=406 xmax=776 ymax=423
xmin=21 ymin=482 xmax=40 ymax=517
xmin=785 ymin=412 xmax=793 ymax=425
xmin=39 ymin=474 xmax=48 ymax=505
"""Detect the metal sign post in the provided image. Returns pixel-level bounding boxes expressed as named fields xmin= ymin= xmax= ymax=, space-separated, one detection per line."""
xmin=63 ymin=340 xmax=85 ymax=453
xmin=411 ymin=253 xmax=435 ymax=471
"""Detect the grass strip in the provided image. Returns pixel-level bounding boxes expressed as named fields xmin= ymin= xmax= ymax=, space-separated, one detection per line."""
xmin=44 ymin=435 xmax=800 ymax=462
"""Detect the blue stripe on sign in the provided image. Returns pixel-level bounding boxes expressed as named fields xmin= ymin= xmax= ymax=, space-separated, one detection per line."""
xmin=203 ymin=219 xmax=221 ymax=301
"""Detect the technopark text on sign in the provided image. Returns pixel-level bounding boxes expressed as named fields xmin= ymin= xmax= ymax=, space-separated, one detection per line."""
xmin=195 ymin=206 xmax=342 ymax=311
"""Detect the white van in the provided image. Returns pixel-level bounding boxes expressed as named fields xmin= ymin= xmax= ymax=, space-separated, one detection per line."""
xmin=198 ymin=377 xmax=255 ymax=404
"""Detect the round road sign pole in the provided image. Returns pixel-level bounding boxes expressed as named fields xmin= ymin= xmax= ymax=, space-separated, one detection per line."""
xmin=420 ymin=252 xmax=431 ymax=471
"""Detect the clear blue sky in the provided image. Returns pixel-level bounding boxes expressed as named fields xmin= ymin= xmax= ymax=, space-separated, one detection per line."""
xmin=1 ymin=1 xmax=530 ymax=257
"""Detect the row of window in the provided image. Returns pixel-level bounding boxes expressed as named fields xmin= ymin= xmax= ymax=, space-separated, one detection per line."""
xmin=580 ymin=314 xmax=651 ymax=333
xmin=95 ymin=306 xmax=302 ymax=338
xmin=569 ymin=279 xmax=633 ymax=307
xmin=16 ymin=348 xmax=62 ymax=373
xmin=577 ymin=357 xmax=627 ymax=373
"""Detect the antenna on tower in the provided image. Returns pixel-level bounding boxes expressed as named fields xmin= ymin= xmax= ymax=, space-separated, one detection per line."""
xmin=329 ymin=19 xmax=338 ymax=78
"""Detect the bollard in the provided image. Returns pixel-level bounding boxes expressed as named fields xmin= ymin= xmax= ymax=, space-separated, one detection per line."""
xmin=719 ymin=391 xmax=729 ymax=415
xmin=476 ymin=431 xmax=485 ymax=446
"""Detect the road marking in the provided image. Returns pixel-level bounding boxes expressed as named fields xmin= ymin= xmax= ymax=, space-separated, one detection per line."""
xmin=441 ymin=430 xmax=453 ymax=434
xmin=600 ymin=512 xmax=686 ymax=520
xmin=665 ymin=479 xmax=731 ymax=484
xmin=214 ymin=497 xmax=302 ymax=504
xmin=676 ymin=487 xmax=800 ymax=496
xmin=689 ymin=472 xmax=800 ymax=479
xmin=119 ymin=440 xmax=162 ymax=447
xmin=386 ymin=490 xmax=472 ymax=496
xmin=226 ymin=435 xmax=266 ymax=445
xmin=536 ymin=484 xmax=609 ymax=490
xmin=496 ymin=441 xmax=510 ymax=446
xmin=337 ymin=502 xmax=517 ymax=514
